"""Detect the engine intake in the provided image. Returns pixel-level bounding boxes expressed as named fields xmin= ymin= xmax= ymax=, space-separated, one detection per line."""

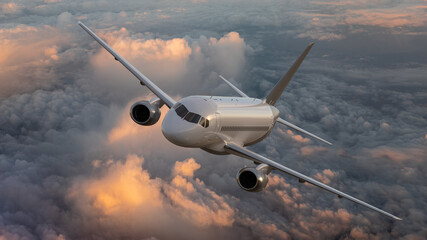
xmin=130 ymin=99 xmax=161 ymax=126
xmin=237 ymin=167 xmax=269 ymax=192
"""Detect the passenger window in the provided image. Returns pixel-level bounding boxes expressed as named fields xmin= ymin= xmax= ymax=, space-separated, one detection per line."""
xmin=175 ymin=105 xmax=188 ymax=118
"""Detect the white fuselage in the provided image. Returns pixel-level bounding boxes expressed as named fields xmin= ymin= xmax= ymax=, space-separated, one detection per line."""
xmin=162 ymin=96 xmax=280 ymax=154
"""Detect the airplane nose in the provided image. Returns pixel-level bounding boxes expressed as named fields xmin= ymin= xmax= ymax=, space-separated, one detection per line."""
xmin=161 ymin=116 xmax=178 ymax=142
xmin=162 ymin=110 xmax=204 ymax=147
xmin=162 ymin=111 xmax=188 ymax=146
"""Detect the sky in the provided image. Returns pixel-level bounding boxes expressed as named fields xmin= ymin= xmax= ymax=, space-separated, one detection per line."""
xmin=0 ymin=0 xmax=426 ymax=239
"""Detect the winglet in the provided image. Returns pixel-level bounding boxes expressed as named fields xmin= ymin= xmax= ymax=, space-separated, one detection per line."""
xmin=265 ymin=43 xmax=314 ymax=106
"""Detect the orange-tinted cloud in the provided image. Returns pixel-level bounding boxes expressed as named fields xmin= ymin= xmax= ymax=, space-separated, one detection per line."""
xmin=68 ymin=154 xmax=235 ymax=234
xmin=313 ymin=208 xmax=352 ymax=224
xmin=346 ymin=8 xmax=427 ymax=28
xmin=173 ymin=157 xmax=200 ymax=177
xmin=314 ymin=169 xmax=338 ymax=185
xmin=88 ymin=28 xmax=251 ymax=102
xmin=277 ymin=128 xmax=311 ymax=144
xmin=81 ymin=154 xmax=164 ymax=215
xmin=239 ymin=216 xmax=291 ymax=239
xmin=0 ymin=24 xmax=69 ymax=97
xmin=366 ymin=146 xmax=425 ymax=163
xmin=92 ymin=27 xmax=192 ymax=84
xmin=300 ymin=146 xmax=327 ymax=156
xmin=287 ymin=129 xmax=311 ymax=143
xmin=297 ymin=1 xmax=427 ymax=40
xmin=1 ymin=2 xmax=20 ymax=14
xmin=349 ymin=227 xmax=372 ymax=239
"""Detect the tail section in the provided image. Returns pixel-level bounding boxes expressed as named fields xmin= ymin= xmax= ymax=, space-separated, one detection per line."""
xmin=265 ymin=43 xmax=314 ymax=105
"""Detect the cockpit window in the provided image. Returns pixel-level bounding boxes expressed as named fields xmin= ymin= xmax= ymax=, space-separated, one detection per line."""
xmin=199 ymin=117 xmax=209 ymax=128
xmin=184 ymin=112 xmax=201 ymax=123
xmin=175 ymin=103 xmax=209 ymax=128
xmin=175 ymin=104 xmax=188 ymax=118
xmin=173 ymin=103 xmax=181 ymax=109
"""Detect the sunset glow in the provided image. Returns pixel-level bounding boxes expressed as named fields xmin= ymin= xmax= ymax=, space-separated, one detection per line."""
xmin=0 ymin=0 xmax=425 ymax=239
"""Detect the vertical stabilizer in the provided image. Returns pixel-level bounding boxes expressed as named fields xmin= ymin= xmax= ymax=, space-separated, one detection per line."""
xmin=265 ymin=43 xmax=314 ymax=105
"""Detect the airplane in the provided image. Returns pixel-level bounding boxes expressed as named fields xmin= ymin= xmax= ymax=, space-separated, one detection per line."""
xmin=78 ymin=21 xmax=401 ymax=220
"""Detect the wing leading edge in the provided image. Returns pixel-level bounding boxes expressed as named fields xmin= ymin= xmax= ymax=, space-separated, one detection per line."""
xmin=78 ymin=21 xmax=176 ymax=108
xmin=224 ymin=142 xmax=402 ymax=220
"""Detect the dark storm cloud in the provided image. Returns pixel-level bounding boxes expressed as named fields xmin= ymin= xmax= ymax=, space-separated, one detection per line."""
xmin=1 ymin=0 xmax=426 ymax=239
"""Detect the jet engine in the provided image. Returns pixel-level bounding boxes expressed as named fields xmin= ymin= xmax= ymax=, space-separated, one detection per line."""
xmin=236 ymin=166 xmax=269 ymax=192
xmin=129 ymin=99 xmax=162 ymax=126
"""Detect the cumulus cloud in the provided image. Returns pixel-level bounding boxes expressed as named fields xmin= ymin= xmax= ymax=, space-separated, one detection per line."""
xmin=314 ymin=169 xmax=339 ymax=185
xmin=86 ymin=27 xmax=252 ymax=103
xmin=67 ymin=155 xmax=235 ymax=239
xmin=0 ymin=25 xmax=66 ymax=97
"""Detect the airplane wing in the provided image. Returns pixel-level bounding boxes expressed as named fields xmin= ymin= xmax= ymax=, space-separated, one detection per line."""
xmin=276 ymin=117 xmax=332 ymax=145
xmin=219 ymin=75 xmax=249 ymax=98
xmin=224 ymin=142 xmax=402 ymax=220
xmin=78 ymin=21 xmax=176 ymax=108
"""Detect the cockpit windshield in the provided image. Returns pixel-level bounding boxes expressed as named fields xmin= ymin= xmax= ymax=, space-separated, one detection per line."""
xmin=184 ymin=112 xmax=200 ymax=123
xmin=174 ymin=103 xmax=209 ymax=128
xmin=175 ymin=104 xmax=188 ymax=118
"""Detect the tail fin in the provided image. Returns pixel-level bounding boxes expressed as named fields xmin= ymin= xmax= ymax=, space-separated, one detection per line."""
xmin=265 ymin=43 xmax=314 ymax=105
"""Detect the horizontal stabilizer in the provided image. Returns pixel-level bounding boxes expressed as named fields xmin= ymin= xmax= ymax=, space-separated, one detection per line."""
xmin=276 ymin=117 xmax=332 ymax=145
xmin=219 ymin=75 xmax=249 ymax=98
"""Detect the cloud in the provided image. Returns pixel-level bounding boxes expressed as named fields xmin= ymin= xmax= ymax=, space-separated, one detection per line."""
xmin=284 ymin=129 xmax=311 ymax=143
xmin=300 ymin=146 xmax=327 ymax=156
xmin=297 ymin=31 xmax=345 ymax=41
xmin=0 ymin=11 xmax=90 ymax=99
xmin=315 ymin=169 xmax=338 ymax=184
xmin=0 ymin=0 xmax=426 ymax=239
xmin=365 ymin=146 xmax=425 ymax=163
xmin=293 ymin=0 xmax=427 ymax=40
xmin=87 ymin=27 xmax=252 ymax=103
xmin=1 ymin=2 xmax=21 ymax=14
xmin=68 ymin=154 xmax=235 ymax=238
xmin=107 ymin=96 xmax=165 ymax=144
xmin=0 ymin=25 xmax=64 ymax=97
xmin=173 ymin=157 xmax=200 ymax=177
xmin=345 ymin=8 xmax=427 ymax=28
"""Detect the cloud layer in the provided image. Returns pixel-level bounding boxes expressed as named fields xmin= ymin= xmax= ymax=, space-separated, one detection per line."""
xmin=0 ymin=0 xmax=426 ymax=239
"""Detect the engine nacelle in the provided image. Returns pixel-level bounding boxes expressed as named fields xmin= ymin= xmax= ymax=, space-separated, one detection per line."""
xmin=129 ymin=100 xmax=161 ymax=126
xmin=236 ymin=167 xmax=269 ymax=192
